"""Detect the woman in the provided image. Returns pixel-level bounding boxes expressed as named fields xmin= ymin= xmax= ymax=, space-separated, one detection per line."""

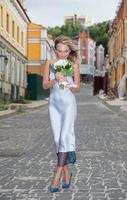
xmin=43 ymin=35 xmax=80 ymax=192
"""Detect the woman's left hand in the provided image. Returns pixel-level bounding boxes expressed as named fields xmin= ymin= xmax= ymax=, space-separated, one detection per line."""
xmin=55 ymin=72 xmax=67 ymax=82
xmin=69 ymin=86 xmax=80 ymax=93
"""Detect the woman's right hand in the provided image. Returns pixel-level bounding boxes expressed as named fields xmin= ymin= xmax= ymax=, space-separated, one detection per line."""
xmin=55 ymin=72 xmax=66 ymax=82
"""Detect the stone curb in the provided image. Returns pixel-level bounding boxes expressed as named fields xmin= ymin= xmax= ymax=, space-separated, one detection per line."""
xmin=98 ymin=96 xmax=127 ymax=118
xmin=0 ymin=99 xmax=48 ymax=119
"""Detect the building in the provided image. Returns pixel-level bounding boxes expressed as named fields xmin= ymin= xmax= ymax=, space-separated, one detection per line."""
xmin=108 ymin=0 xmax=127 ymax=96
xmin=96 ymin=45 xmax=105 ymax=70
xmin=0 ymin=0 xmax=30 ymax=101
xmin=78 ymin=16 xmax=94 ymax=27
xmin=79 ymin=31 xmax=96 ymax=66
xmin=74 ymin=31 xmax=95 ymax=81
xmin=27 ymin=22 xmax=55 ymax=99
xmin=27 ymin=22 xmax=55 ymax=76
xmin=64 ymin=15 xmax=94 ymax=27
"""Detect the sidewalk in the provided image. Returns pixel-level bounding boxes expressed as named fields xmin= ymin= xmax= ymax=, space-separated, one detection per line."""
xmin=0 ymin=109 xmax=16 ymax=117
xmin=99 ymin=94 xmax=127 ymax=113
xmin=22 ymin=99 xmax=48 ymax=109
xmin=0 ymin=99 xmax=48 ymax=118
xmin=106 ymin=98 xmax=127 ymax=112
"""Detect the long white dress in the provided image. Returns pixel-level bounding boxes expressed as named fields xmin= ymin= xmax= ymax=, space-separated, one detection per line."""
xmin=49 ymin=67 xmax=77 ymax=166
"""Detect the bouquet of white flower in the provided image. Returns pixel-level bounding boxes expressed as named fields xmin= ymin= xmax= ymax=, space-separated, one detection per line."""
xmin=52 ymin=59 xmax=77 ymax=89
xmin=53 ymin=59 xmax=73 ymax=76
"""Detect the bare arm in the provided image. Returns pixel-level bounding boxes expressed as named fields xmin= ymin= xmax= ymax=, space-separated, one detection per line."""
xmin=70 ymin=63 xmax=80 ymax=93
xmin=43 ymin=60 xmax=57 ymax=89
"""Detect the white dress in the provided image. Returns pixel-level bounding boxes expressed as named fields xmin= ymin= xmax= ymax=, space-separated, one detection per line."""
xmin=49 ymin=67 xmax=77 ymax=166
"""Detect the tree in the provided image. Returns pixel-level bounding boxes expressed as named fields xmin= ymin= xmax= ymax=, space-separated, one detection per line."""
xmin=48 ymin=21 xmax=110 ymax=55
xmin=48 ymin=21 xmax=84 ymax=39
xmin=88 ymin=21 xmax=110 ymax=55
xmin=48 ymin=26 xmax=62 ymax=39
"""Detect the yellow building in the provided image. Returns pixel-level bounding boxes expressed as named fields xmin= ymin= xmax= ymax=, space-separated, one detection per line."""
xmin=27 ymin=23 xmax=43 ymax=76
xmin=108 ymin=0 xmax=127 ymax=96
xmin=27 ymin=22 xmax=55 ymax=100
xmin=0 ymin=0 xmax=30 ymax=101
xmin=27 ymin=22 xmax=55 ymax=77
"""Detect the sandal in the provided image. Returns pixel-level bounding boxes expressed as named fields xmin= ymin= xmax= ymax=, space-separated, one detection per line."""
xmin=50 ymin=175 xmax=60 ymax=193
xmin=62 ymin=173 xmax=72 ymax=189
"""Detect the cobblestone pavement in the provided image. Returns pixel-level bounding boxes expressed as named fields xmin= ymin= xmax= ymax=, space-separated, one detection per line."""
xmin=0 ymin=84 xmax=127 ymax=200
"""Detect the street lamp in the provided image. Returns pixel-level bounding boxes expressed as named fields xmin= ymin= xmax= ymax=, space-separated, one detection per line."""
xmin=0 ymin=55 xmax=8 ymax=103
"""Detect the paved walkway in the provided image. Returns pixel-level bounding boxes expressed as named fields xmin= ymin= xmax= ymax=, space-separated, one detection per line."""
xmin=0 ymin=99 xmax=48 ymax=117
xmin=0 ymin=84 xmax=127 ymax=200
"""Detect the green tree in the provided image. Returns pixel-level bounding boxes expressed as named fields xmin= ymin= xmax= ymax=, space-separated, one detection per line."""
xmin=48 ymin=21 xmax=84 ymax=39
xmin=88 ymin=21 xmax=110 ymax=54
xmin=48 ymin=21 xmax=110 ymax=55
xmin=48 ymin=26 xmax=62 ymax=39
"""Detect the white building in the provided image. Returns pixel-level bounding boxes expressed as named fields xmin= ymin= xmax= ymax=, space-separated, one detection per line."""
xmin=64 ymin=15 xmax=94 ymax=27
xmin=96 ymin=45 xmax=105 ymax=70
xmin=41 ymin=30 xmax=56 ymax=61
xmin=88 ymin=39 xmax=96 ymax=66
xmin=0 ymin=0 xmax=30 ymax=101
xmin=78 ymin=16 xmax=94 ymax=27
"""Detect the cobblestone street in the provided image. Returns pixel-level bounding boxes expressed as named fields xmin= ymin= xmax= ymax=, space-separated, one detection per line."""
xmin=0 ymin=84 xmax=127 ymax=200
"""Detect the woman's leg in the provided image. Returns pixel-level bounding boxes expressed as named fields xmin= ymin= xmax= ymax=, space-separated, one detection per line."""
xmin=51 ymin=166 xmax=63 ymax=187
xmin=51 ymin=152 xmax=68 ymax=187
xmin=63 ymin=165 xmax=70 ymax=183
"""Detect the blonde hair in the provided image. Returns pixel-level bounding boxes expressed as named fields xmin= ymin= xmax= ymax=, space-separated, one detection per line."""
xmin=54 ymin=35 xmax=79 ymax=62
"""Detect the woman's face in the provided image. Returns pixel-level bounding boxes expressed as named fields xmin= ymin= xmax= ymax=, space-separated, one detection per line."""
xmin=55 ymin=43 xmax=70 ymax=59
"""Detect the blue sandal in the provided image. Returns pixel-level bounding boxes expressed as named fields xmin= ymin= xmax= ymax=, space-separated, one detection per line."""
xmin=62 ymin=173 xmax=72 ymax=189
xmin=50 ymin=186 xmax=59 ymax=193
xmin=50 ymin=176 xmax=60 ymax=193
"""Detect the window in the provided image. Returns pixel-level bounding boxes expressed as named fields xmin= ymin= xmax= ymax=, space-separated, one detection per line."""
xmin=82 ymin=40 xmax=86 ymax=48
xmin=17 ymin=26 xmax=19 ymax=42
xmin=12 ymin=21 xmax=15 ymax=38
xmin=82 ymin=58 xmax=85 ymax=64
xmin=6 ymin=13 xmax=9 ymax=32
xmin=82 ymin=49 xmax=85 ymax=56
xmin=21 ymin=31 xmax=23 ymax=46
xmin=0 ymin=6 xmax=3 ymax=27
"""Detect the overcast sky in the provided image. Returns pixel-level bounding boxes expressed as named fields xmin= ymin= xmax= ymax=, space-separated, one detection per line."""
xmin=24 ymin=0 xmax=120 ymax=28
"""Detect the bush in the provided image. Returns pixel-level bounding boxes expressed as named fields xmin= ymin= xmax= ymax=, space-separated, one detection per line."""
xmin=0 ymin=104 xmax=9 ymax=111
xmin=12 ymin=99 xmax=32 ymax=104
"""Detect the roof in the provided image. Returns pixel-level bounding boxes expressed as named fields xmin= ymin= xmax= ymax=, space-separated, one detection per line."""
xmin=16 ymin=0 xmax=31 ymax=22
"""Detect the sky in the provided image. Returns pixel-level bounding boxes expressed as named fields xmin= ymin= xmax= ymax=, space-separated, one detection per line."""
xmin=24 ymin=0 xmax=120 ymax=28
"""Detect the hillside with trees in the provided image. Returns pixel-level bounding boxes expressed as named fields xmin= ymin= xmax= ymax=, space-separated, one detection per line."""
xmin=88 ymin=21 xmax=110 ymax=54
xmin=47 ymin=21 xmax=84 ymax=39
xmin=48 ymin=21 xmax=110 ymax=54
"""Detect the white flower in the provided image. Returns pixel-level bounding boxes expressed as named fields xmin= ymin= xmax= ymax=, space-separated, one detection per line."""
xmin=52 ymin=59 xmax=73 ymax=89
xmin=54 ymin=59 xmax=68 ymax=68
